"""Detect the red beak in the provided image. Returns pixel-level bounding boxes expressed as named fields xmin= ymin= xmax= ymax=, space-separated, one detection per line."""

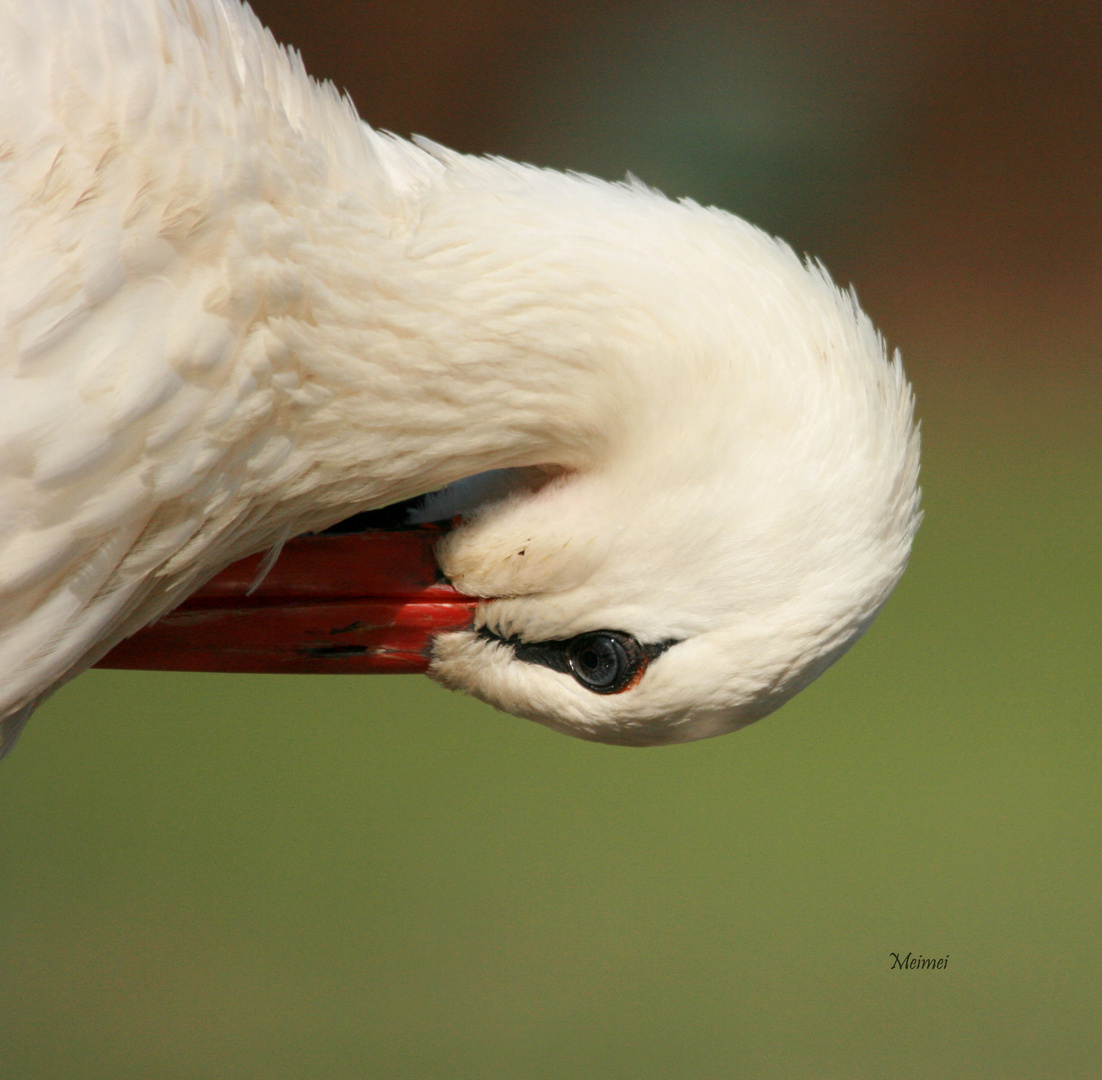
xmin=95 ymin=525 xmax=478 ymax=674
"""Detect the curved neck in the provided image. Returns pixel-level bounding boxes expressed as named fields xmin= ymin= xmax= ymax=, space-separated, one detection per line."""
xmin=244 ymin=187 xmax=626 ymax=533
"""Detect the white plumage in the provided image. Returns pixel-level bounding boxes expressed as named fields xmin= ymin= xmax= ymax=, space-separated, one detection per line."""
xmin=0 ymin=0 xmax=920 ymax=753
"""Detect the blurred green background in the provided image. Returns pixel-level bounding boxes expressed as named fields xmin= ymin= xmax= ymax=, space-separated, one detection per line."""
xmin=2 ymin=1 xmax=1100 ymax=1077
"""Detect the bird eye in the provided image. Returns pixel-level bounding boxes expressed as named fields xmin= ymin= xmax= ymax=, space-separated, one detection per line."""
xmin=482 ymin=627 xmax=675 ymax=695
xmin=567 ymin=632 xmax=633 ymax=691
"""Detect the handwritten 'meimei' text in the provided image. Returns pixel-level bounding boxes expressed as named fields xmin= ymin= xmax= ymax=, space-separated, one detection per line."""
xmin=890 ymin=952 xmax=949 ymax=970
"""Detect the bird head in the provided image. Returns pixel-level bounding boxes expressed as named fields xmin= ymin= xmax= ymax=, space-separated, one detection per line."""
xmin=410 ymin=169 xmax=922 ymax=744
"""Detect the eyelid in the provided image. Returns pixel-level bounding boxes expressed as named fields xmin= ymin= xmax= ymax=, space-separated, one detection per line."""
xmin=477 ymin=627 xmax=676 ymax=694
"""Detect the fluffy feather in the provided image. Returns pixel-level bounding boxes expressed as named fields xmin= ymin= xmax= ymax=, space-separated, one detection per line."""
xmin=0 ymin=0 xmax=920 ymax=753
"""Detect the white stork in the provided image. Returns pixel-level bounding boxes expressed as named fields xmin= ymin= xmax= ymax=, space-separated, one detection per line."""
xmin=0 ymin=0 xmax=920 ymax=754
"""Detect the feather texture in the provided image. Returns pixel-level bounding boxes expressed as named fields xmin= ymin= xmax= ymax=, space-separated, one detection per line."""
xmin=1 ymin=0 xmax=919 ymax=752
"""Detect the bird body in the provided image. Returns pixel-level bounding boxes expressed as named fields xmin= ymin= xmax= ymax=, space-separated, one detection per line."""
xmin=0 ymin=0 xmax=920 ymax=753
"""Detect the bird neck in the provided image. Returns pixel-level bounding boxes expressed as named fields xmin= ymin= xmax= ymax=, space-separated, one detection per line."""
xmin=243 ymin=189 xmax=619 ymax=534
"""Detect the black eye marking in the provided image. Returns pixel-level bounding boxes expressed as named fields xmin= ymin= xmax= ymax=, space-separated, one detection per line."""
xmin=478 ymin=628 xmax=675 ymax=695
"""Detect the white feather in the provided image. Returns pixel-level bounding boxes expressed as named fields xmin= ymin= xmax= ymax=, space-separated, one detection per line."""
xmin=0 ymin=0 xmax=920 ymax=753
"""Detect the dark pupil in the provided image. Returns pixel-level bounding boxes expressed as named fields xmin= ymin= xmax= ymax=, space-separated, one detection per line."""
xmin=569 ymin=634 xmax=625 ymax=689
